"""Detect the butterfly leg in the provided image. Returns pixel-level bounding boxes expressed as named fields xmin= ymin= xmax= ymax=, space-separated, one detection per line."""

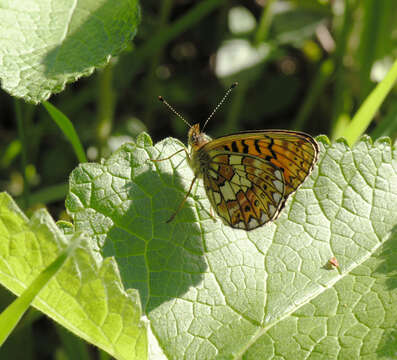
xmin=167 ymin=177 xmax=197 ymax=223
xmin=152 ymin=148 xmax=186 ymax=162
xmin=209 ymin=206 xmax=216 ymax=222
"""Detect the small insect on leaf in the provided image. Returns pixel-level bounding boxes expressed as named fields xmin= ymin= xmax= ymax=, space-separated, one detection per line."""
xmin=328 ymin=256 xmax=339 ymax=268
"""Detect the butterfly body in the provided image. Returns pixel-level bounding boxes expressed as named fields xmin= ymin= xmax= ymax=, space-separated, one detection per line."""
xmin=187 ymin=124 xmax=212 ymax=178
xmin=185 ymin=124 xmax=319 ymax=230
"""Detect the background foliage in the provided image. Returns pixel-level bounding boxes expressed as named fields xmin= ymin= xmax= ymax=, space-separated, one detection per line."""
xmin=1 ymin=0 xmax=397 ymax=359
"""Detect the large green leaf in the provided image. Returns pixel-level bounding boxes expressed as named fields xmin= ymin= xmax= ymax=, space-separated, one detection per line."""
xmin=0 ymin=193 xmax=147 ymax=360
xmin=66 ymin=133 xmax=397 ymax=359
xmin=0 ymin=0 xmax=140 ymax=104
xmin=243 ymin=230 xmax=397 ymax=358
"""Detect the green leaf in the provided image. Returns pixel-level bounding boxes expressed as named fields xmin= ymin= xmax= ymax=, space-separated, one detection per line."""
xmin=271 ymin=7 xmax=329 ymax=46
xmin=43 ymin=101 xmax=87 ymax=163
xmin=0 ymin=229 xmax=82 ymax=346
xmin=66 ymin=132 xmax=397 ymax=358
xmin=0 ymin=0 xmax=140 ymax=104
xmin=0 ymin=192 xmax=147 ymax=360
xmin=16 ymin=183 xmax=68 ymax=207
xmin=243 ymin=229 xmax=397 ymax=358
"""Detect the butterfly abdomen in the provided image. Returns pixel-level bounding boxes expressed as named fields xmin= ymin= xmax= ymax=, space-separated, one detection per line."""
xmin=188 ymin=146 xmax=212 ymax=178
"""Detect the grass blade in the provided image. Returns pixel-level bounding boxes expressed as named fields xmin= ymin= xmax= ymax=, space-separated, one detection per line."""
xmin=343 ymin=59 xmax=397 ymax=145
xmin=43 ymin=101 xmax=87 ymax=163
xmin=0 ymin=234 xmax=82 ymax=346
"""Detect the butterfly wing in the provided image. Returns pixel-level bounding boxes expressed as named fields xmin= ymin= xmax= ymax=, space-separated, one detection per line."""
xmin=204 ymin=130 xmax=319 ymax=196
xmin=200 ymin=130 xmax=318 ymax=230
xmin=202 ymin=152 xmax=286 ymax=230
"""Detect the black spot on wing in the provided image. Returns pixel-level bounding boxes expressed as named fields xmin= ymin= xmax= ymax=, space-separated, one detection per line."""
xmin=242 ymin=140 xmax=249 ymax=154
xmin=231 ymin=141 xmax=239 ymax=153
xmin=266 ymin=136 xmax=276 ymax=159
xmin=254 ymin=139 xmax=261 ymax=154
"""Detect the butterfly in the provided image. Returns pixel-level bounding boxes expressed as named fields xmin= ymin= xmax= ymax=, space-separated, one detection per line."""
xmin=154 ymin=83 xmax=319 ymax=230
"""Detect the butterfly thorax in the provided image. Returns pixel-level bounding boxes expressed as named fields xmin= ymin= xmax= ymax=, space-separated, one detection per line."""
xmin=187 ymin=124 xmax=212 ymax=178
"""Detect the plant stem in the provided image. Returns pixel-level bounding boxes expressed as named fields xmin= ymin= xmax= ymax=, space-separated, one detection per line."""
xmin=97 ymin=62 xmax=115 ymax=155
xmin=14 ymin=99 xmax=29 ymax=208
xmin=254 ymin=0 xmax=276 ymax=45
xmin=330 ymin=0 xmax=355 ymax=135
xmin=292 ymin=59 xmax=334 ymax=130
xmin=143 ymin=0 xmax=174 ymax=128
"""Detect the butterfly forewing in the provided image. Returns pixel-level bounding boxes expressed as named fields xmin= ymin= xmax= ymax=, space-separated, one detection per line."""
xmin=205 ymin=130 xmax=319 ymax=196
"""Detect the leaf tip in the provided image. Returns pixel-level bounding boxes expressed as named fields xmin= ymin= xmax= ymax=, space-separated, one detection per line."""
xmin=316 ymin=135 xmax=331 ymax=146
xmin=136 ymin=132 xmax=153 ymax=147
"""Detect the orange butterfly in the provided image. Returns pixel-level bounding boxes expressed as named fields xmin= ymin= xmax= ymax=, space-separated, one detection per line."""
xmin=154 ymin=83 xmax=319 ymax=230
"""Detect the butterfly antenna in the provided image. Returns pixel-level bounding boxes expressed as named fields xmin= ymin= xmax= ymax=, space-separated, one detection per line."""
xmin=158 ymin=96 xmax=192 ymax=128
xmin=202 ymin=82 xmax=238 ymax=131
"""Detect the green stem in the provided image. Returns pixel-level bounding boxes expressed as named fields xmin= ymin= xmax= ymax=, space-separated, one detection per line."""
xmin=358 ymin=0 xmax=382 ymax=100
xmin=97 ymin=62 xmax=115 ymax=154
xmin=158 ymin=0 xmax=174 ymax=25
xmin=143 ymin=0 xmax=174 ymax=128
xmin=254 ymin=0 xmax=276 ymax=45
xmin=14 ymin=99 xmax=29 ymax=208
xmin=331 ymin=0 xmax=355 ymax=132
xmin=292 ymin=59 xmax=334 ymax=130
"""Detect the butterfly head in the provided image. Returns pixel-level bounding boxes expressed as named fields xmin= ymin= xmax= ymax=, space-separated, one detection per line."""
xmin=188 ymin=124 xmax=211 ymax=151
xmin=159 ymin=82 xmax=237 ymax=152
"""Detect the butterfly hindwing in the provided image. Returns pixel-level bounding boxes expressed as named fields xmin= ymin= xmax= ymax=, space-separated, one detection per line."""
xmin=202 ymin=152 xmax=286 ymax=230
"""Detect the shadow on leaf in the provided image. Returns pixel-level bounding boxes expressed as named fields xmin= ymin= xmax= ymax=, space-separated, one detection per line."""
xmin=42 ymin=1 xmax=139 ymax=96
xmin=373 ymin=225 xmax=397 ymax=290
xmin=101 ymin=152 xmax=207 ymax=313
xmin=370 ymin=225 xmax=397 ymax=357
